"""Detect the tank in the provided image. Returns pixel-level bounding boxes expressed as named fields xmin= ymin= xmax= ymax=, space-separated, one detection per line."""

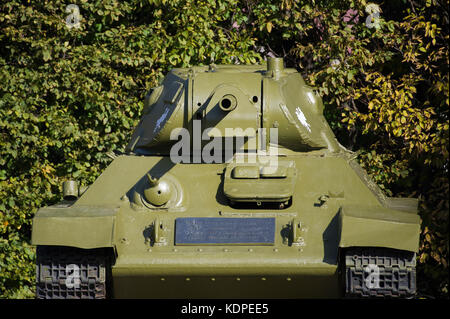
xmin=31 ymin=58 xmax=421 ymax=299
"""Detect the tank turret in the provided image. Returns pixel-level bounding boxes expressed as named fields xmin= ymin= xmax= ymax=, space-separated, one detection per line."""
xmin=126 ymin=57 xmax=341 ymax=158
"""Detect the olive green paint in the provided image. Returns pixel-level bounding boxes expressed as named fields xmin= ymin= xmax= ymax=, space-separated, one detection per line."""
xmin=339 ymin=205 xmax=421 ymax=252
xmin=32 ymin=58 xmax=421 ymax=298
xmin=32 ymin=206 xmax=117 ymax=249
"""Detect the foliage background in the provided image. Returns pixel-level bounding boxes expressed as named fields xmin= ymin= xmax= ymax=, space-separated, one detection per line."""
xmin=0 ymin=0 xmax=448 ymax=298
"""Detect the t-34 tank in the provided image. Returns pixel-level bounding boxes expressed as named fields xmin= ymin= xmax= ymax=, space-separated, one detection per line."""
xmin=32 ymin=57 xmax=420 ymax=298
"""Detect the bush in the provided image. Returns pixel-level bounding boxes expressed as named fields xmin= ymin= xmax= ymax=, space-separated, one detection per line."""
xmin=0 ymin=0 xmax=448 ymax=298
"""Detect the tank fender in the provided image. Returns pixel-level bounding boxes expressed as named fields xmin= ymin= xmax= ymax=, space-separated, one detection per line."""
xmin=31 ymin=205 xmax=118 ymax=249
xmin=338 ymin=204 xmax=421 ymax=253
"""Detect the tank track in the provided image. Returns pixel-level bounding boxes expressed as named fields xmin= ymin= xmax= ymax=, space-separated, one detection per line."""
xmin=36 ymin=246 xmax=112 ymax=299
xmin=343 ymin=247 xmax=416 ymax=298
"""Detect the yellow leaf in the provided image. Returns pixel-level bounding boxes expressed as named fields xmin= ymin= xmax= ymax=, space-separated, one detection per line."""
xmin=266 ymin=22 xmax=273 ymax=33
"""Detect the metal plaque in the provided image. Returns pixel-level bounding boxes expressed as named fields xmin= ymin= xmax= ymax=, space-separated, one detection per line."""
xmin=175 ymin=217 xmax=275 ymax=245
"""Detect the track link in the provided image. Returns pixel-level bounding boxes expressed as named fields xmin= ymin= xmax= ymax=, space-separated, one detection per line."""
xmin=36 ymin=246 xmax=112 ymax=299
xmin=344 ymin=247 xmax=416 ymax=298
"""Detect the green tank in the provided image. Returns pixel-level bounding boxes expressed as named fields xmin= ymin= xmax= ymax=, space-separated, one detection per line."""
xmin=31 ymin=58 xmax=420 ymax=299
